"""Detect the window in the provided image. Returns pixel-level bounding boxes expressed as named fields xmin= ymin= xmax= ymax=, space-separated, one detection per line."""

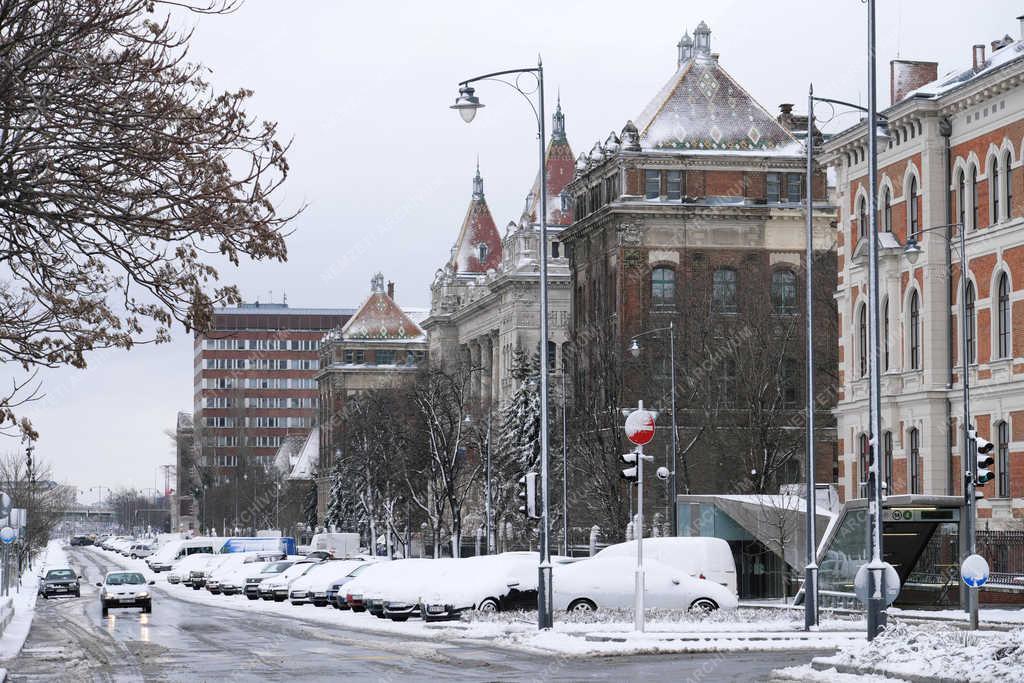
xmin=882 ymin=187 xmax=892 ymax=232
xmin=766 ymin=173 xmax=781 ymax=203
xmin=909 ymin=428 xmax=921 ymax=494
xmin=858 ymin=305 xmax=868 ymax=378
xmin=971 ymin=164 xmax=979 ymax=229
xmin=998 ymin=421 xmax=1010 ymax=498
xmin=651 ymin=267 xmax=675 ymax=307
xmin=883 ymin=299 xmax=890 ymax=371
xmin=478 ymin=243 xmax=488 ymax=262
xmin=859 ymin=433 xmax=869 ymax=498
xmin=712 ymin=268 xmax=737 ymax=314
xmin=645 ymin=170 xmax=661 ymax=199
xmin=957 ymin=169 xmax=966 ymax=229
xmin=858 ymin=196 xmax=868 ymax=236
xmin=965 ymin=281 xmax=976 ymax=364
xmin=771 ymin=270 xmax=797 ymax=314
xmin=552 ymin=241 xmax=560 ymax=258
xmin=884 ymin=431 xmax=893 ymax=494
xmin=909 ymin=291 xmax=921 ymax=370
xmin=786 ymin=174 xmax=801 ymax=203
xmin=908 ymin=176 xmax=919 ymax=239
xmin=782 ymin=359 xmax=799 ymax=407
xmin=991 ymin=156 xmax=1001 ymax=223
xmin=667 ymin=170 xmax=683 ymax=200
xmin=717 ymin=359 xmax=737 ymax=407
xmin=375 ymin=350 xmax=396 ymax=365
xmin=998 ymin=272 xmax=1011 ymax=358
xmin=1005 ymin=151 xmax=1014 ymax=219
xmin=547 ymin=341 xmax=557 ymax=372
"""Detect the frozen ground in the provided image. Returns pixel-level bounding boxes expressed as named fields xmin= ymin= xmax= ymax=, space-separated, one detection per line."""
xmin=0 ymin=538 xmax=68 ymax=661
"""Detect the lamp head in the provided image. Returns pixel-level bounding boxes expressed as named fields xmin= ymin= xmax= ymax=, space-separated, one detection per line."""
xmin=903 ymin=236 xmax=922 ymax=263
xmin=629 ymin=338 xmax=641 ymax=358
xmin=451 ymin=85 xmax=484 ymax=123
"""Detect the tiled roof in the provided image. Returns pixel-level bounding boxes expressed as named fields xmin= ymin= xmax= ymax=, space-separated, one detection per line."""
xmin=450 ymin=167 xmax=502 ymax=273
xmin=523 ymin=100 xmax=576 ymax=226
xmin=340 ymin=274 xmax=426 ymax=341
xmin=635 ymin=56 xmax=797 ymax=152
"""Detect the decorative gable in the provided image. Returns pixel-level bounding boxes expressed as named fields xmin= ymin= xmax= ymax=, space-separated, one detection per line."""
xmin=341 ymin=274 xmax=426 ymax=341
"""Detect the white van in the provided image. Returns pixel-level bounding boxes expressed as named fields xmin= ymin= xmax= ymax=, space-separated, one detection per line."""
xmin=594 ymin=537 xmax=737 ymax=595
xmin=147 ymin=537 xmax=226 ymax=572
xmin=308 ymin=533 xmax=360 ymax=559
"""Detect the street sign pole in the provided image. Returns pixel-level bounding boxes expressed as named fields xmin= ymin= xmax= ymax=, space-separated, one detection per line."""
xmin=624 ymin=400 xmax=656 ymax=633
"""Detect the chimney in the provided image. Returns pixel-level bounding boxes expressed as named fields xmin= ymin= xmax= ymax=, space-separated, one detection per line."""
xmin=1018 ymin=14 xmax=1024 ymax=41
xmin=387 ymin=281 xmax=395 ymax=299
xmin=890 ymin=59 xmax=938 ymax=104
xmin=973 ymin=44 xmax=986 ymax=70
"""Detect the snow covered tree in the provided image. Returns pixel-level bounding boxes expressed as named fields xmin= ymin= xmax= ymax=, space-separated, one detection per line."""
xmin=496 ymin=349 xmax=541 ymax=473
xmin=322 ymin=456 xmax=351 ymax=531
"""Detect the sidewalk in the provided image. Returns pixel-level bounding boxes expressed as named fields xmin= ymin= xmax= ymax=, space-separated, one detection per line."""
xmin=0 ymin=538 xmax=66 ymax=676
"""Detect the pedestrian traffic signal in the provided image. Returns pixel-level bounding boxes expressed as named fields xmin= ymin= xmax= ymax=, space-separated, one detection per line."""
xmin=969 ymin=428 xmax=996 ymax=486
xmin=621 ymin=451 xmax=638 ymax=484
xmin=517 ymin=472 xmax=538 ymax=518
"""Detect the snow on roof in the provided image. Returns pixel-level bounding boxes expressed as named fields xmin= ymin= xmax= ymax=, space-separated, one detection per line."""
xmin=450 ymin=166 xmax=502 ymax=274
xmin=272 ymin=434 xmax=306 ymax=476
xmin=904 ymin=38 xmax=1024 ymax=101
xmin=521 ymin=101 xmax=576 ymax=227
xmin=288 ymin=427 xmax=319 ymax=481
xmin=634 ymin=55 xmax=797 ymax=153
xmin=338 ymin=274 xmax=426 ymax=342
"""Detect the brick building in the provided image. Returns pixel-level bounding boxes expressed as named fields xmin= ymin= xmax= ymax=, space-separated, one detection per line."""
xmin=823 ymin=17 xmax=1024 ymax=527
xmin=193 ymin=302 xmax=353 ymax=478
xmin=562 ymin=22 xmax=837 ymax=534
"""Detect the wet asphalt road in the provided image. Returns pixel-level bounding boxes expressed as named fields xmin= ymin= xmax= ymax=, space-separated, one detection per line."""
xmin=6 ymin=548 xmax=826 ymax=682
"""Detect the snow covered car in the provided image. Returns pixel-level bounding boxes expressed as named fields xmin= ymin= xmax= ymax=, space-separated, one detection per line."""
xmin=39 ymin=567 xmax=81 ymax=599
xmin=166 ymin=553 xmax=213 ymax=585
xmin=553 ymin=556 xmax=738 ymax=613
xmin=258 ymin=559 xmax=318 ymax=601
xmin=98 ymin=571 xmax=155 ymax=616
xmin=327 ymin=563 xmax=376 ymax=609
xmin=343 ymin=559 xmax=434 ymax=614
xmin=288 ymin=559 xmax=366 ymax=606
xmin=594 ymin=537 xmax=738 ymax=595
xmin=244 ymin=560 xmax=297 ymax=599
xmin=129 ymin=542 xmax=155 ymax=559
xmin=415 ymin=552 xmax=539 ymax=622
xmin=207 ymin=552 xmax=282 ymax=594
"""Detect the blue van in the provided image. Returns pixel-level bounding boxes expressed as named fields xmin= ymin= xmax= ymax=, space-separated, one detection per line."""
xmin=220 ymin=537 xmax=297 ymax=556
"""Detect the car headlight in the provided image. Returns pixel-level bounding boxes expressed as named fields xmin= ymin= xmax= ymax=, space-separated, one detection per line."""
xmin=136 ymin=592 xmax=149 ymax=599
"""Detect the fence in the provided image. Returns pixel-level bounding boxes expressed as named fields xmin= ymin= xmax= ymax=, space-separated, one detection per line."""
xmin=977 ymin=529 xmax=1024 ymax=585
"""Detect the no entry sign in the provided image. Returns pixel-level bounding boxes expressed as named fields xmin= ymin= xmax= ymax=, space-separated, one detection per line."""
xmin=624 ymin=409 xmax=656 ymax=445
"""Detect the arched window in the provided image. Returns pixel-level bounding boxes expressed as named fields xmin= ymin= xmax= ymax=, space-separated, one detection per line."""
xmin=909 ymin=291 xmax=921 ymax=370
xmin=771 ymin=270 xmax=797 ymax=314
xmin=651 ymin=267 xmax=675 ymax=307
xmin=908 ymin=176 xmax=919 ymax=239
xmin=991 ymin=155 xmax=1001 ymax=223
xmin=998 ymin=272 xmax=1011 ymax=358
xmin=858 ymin=305 xmax=868 ymax=378
xmin=998 ymin=420 xmax=1010 ymax=498
xmin=547 ymin=340 xmax=557 ymax=372
xmin=859 ymin=433 xmax=870 ymax=498
xmin=882 ymin=187 xmax=892 ymax=232
xmin=957 ymin=169 xmax=966 ymax=229
xmin=477 ymin=243 xmax=489 ymax=262
xmin=712 ymin=268 xmax=738 ymax=314
xmin=858 ymin=196 xmax=868 ymax=238
xmin=883 ymin=299 xmax=890 ymax=371
xmin=909 ymin=428 xmax=921 ymax=494
xmin=884 ymin=431 xmax=894 ymax=494
xmin=782 ymin=358 xmax=799 ymax=407
xmin=971 ymin=164 xmax=979 ymax=229
xmin=965 ymin=281 xmax=976 ymax=365
xmin=1005 ymin=151 xmax=1014 ymax=219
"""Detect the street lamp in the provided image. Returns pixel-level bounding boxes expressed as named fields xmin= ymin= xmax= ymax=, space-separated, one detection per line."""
xmin=627 ymin=324 xmax=679 ymax=537
xmin=452 ymin=57 xmax=554 ymax=630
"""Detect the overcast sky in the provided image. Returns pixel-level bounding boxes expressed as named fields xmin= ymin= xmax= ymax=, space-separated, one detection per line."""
xmin=16 ymin=0 xmax=1020 ymax=499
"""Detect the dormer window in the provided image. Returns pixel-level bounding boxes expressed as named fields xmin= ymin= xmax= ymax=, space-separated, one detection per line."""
xmin=477 ymin=243 xmax=488 ymax=262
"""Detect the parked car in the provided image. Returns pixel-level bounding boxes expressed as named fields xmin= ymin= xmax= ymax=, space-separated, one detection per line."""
xmin=206 ymin=552 xmax=282 ymax=594
xmin=343 ymin=559 xmax=434 ymax=614
xmin=594 ymin=537 xmax=738 ymax=595
xmin=416 ymin=552 xmax=540 ymax=622
xmin=97 ymin=571 xmax=155 ymax=616
xmin=288 ymin=559 xmax=366 ymax=606
xmin=244 ymin=560 xmax=297 ymax=600
xmin=258 ymin=559 xmax=318 ymax=601
xmin=552 ymin=556 xmax=738 ymax=613
xmin=69 ymin=536 xmax=93 ymax=547
xmin=166 ymin=553 xmax=213 ymax=585
xmin=39 ymin=567 xmax=81 ymax=599
xmin=129 ymin=543 xmax=155 ymax=559
xmin=327 ymin=563 xmax=376 ymax=609
xmin=147 ymin=540 xmax=186 ymax=573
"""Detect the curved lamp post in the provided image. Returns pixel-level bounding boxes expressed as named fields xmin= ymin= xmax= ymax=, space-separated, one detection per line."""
xmin=451 ymin=57 xmax=553 ymax=630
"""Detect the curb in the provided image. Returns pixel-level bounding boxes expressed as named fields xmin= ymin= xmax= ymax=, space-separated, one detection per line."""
xmin=811 ymin=657 xmax=965 ymax=683
xmin=584 ymin=631 xmax=861 ymax=644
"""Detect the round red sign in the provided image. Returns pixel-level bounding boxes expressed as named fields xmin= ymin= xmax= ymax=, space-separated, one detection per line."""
xmin=624 ymin=409 xmax=656 ymax=445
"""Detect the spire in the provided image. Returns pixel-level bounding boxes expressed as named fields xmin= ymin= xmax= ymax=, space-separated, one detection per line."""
xmin=472 ymin=159 xmax=484 ymax=199
xmin=677 ymin=28 xmax=693 ymax=65
xmin=694 ymin=20 xmax=711 ymax=58
xmin=370 ymin=272 xmax=385 ymax=293
xmin=552 ymin=91 xmax=566 ymax=142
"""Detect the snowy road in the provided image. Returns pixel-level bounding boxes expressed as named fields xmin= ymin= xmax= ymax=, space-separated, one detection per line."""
xmin=7 ymin=548 xmax=825 ymax=681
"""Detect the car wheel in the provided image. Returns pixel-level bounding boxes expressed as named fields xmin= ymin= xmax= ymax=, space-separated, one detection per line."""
xmin=142 ymin=602 xmax=152 ymax=614
xmin=477 ymin=597 xmax=500 ymax=612
xmin=130 ymin=554 xmax=137 ymax=559
xmin=42 ymin=594 xmax=48 ymax=600
xmin=74 ymin=590 xmax=81 ymax=598
xmin=389 ymin=615 xmax=409 ymax=622
xmin=101 ymin=604 xmax=108 ymax=617
xmin=689 ymin=597 xmax=719 ymax=613
xmin=246 ymin=595 xmax=258 ymax=601
xmin=567 ymin=598 xmax=597 ymax=613
xmin=351 ymin=606 xmax=365 ymax=613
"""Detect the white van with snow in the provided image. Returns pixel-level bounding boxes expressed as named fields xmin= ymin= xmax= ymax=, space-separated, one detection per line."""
xmin=147 ymin=537 xmax=226 ymax=572
xmin=594 ymin=537 xmax=737 ymax=595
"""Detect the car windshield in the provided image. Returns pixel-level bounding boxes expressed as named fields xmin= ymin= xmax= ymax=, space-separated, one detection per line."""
xmin=106 ymin=572 xmax=145 ymax=585
xmin=264 ymin=561 xmax=293 ymax=573
xmin=46 ymin=569 xmax=75 ymax=580
xmin=348 ymin=564 xmax=371 ymax=577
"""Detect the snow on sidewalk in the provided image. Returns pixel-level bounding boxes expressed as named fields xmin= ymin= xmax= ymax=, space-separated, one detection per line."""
xmin=0 ymin=538 xmax=69 ymax=661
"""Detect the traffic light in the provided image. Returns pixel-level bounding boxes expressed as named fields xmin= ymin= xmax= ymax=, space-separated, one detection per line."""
xmin=968 ymin=428 xmax=996 ymax=486
xmin=621 ymin=451 xmax=638 ymax=484
xmin=517 ymin=472 xmax=538 ymax=518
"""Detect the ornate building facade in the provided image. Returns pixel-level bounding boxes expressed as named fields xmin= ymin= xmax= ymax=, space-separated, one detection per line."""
xmin=823 ymin=18 xmax=1024 ymax=527
xmin=422 ymin=103 xmax=575 ymax=410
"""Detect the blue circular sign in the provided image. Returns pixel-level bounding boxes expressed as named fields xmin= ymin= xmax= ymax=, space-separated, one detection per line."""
xmin=961 ymin=554 xmax=989 ymax=588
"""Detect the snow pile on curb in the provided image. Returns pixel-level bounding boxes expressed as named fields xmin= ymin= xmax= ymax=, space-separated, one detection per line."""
xmin=813 ymin=621 xmax=1024 ymax=682
xmin=0 ymin=538 xmax=66 ymax=661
